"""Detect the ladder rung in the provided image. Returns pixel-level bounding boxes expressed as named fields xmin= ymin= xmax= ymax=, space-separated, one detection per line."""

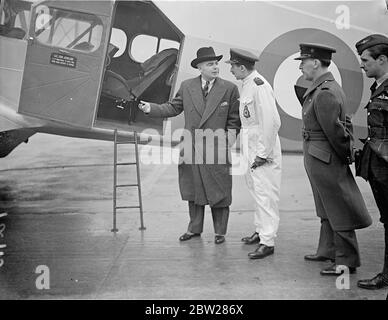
xmin=115 ymin=206 xmax=140 ymax=209
xmin=116 ymin=141 xmax=135 ymax=145
xmin=116 ymin=184 xmax=138 ymax=188
xmin=116 ymin=162 xmax=137 ymax=166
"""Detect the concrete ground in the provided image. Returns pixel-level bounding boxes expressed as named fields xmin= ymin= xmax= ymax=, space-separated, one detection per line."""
xmin=0 ymin=133 xmax=387 ymax=300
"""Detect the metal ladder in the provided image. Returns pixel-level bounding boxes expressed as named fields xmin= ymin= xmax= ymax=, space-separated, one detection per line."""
xmin=112 ymin=129 xmax=145 ymax=232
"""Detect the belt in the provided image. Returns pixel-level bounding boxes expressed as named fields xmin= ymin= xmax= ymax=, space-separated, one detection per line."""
xmin=368 ymin=127 xmax=388 ymax=139
xmin=302 ymin=130 xmax=327 ymax=141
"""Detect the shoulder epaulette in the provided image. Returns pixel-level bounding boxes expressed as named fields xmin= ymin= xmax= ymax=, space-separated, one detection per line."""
xmin=319 ymin=80 xmax=331 ymax=90
xmin=254 ymin=77 xmax=264 ymax=86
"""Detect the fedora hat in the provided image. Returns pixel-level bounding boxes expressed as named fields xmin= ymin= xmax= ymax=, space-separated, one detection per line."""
xmin=191 ymin=47 xmax=223 ymax=68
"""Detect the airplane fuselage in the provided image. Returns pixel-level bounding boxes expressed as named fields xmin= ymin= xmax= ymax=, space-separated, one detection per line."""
xmin=0 ymin=0 xmax=387 ymax=157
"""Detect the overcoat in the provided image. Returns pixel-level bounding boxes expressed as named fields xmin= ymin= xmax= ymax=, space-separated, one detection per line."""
xmin=148 ymin=76 xmax=240 ymax=207
xmin=302 ymin=72 xmax=372 ymax=231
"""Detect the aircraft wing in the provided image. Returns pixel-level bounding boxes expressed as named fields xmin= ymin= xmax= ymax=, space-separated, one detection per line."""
xmin=0 ymin=100 xmax=42 ymax=158
xmin=0 ymin=128 xmax=35 ymax=158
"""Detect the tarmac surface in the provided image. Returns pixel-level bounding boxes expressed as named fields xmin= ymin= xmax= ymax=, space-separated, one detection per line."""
xmin=0 ymin=133 xmax=387 ymax=300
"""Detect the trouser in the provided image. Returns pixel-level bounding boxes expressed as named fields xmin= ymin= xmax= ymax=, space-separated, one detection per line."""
xmin=187 ymin=201 xmax=229 ymax=236
xmin=368 ymin=152 xmax=388 ymax=224
xmin=316 ymin=219 xmax=361 ymax=268
xmin=245 ymin=161 xmax=281 ymax=247
xmin=368 ymin=152 xmax=388 ymax=275
xmin=384 ymin=224 xmax=388 ymax=275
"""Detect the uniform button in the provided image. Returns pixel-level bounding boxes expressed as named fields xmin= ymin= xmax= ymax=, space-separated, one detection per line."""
xmin=303 ymin=112 xmax=306 ymax=115
xmin=309 ymin=99 xmax=312 ymax=102
xmin=379 ymin=108 xmax=382 ymax=111
xmin=367 ymin=137 xmax=371 ymax=141
xmin=367 ymin=112 xmax=370 ymax=116
xmin=369 ymin=100 xmax=372 ymax=103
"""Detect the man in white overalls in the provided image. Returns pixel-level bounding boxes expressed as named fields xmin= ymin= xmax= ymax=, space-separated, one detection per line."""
xmin=227 ymin=48 xmax=282 ymax=259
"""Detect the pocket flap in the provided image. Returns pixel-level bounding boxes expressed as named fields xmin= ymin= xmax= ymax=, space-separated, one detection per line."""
xmin=241 ymin=98 xmax=253 ymax=106
xmin=308 ymin=144 xmax=331 ymax=164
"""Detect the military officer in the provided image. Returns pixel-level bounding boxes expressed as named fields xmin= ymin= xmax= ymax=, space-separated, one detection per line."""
xmin=355 ymin=34 xmax=388 ymax=290
xmin=227 ymin=48 xmax=282 ymax=259
xmin=295 ymin=43 xmax=372 ymax=275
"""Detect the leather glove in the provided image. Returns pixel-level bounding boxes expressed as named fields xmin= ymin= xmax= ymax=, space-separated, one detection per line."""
xmin=251 ymin=156 xmax=267 ymax=170
xmin=138 ymin=100 xmax=151 ymax=113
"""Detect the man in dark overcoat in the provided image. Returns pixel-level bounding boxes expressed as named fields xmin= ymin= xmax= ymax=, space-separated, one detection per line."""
xmin=355 ymin=34 xmax=388 ymax=290
xmin=295 ymin=43 xmax=372 ymax=275
xmin=138 ymin=47 xmax=240 ymax=244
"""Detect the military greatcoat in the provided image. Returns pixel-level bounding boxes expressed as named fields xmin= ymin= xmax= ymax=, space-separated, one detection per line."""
xmin=302 ymin=72 xmax=372 ymax=231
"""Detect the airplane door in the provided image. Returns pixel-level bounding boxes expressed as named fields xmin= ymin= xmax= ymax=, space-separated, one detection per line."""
xmin=18 ymin=0 xmax=115 ymax=128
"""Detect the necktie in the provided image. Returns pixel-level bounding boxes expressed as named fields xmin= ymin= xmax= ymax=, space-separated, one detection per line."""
xmin=203 ymin=80 xmax=210 ymax=98
xmin=370 ymin=82 xmax=377 ymax=94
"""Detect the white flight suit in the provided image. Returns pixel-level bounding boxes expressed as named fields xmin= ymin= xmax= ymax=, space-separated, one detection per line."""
xmin=239 ymin=70 xmax=282 ymax=247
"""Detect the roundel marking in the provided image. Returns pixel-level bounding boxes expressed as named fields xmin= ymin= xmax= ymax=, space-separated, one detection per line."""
xmin=258 ymin=28 xmax=364 ymax=141
xmin=274 ymin=52 xmax=343 ymax=120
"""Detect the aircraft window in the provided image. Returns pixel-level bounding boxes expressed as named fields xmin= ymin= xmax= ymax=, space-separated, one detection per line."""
xmin=130 ymin=34 xmax=180 ymax=63
xmin=34 ymin=7 xmax=103 ymax=52
xmin=110 ymin=28 xmax=126 ymax=58
xmin=130 ymin=34 xmax=158 ymax=63
xmin=14 ymin=9 xmax=30 ymax=32
xmin=0 ymin=0 xmax=10 ymax=25
xmin=0 ymin=0 xmax=26 ymax=39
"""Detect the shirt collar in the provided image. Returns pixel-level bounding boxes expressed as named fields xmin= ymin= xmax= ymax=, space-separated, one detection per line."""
xmin=201 ymin=77 xmax=216 ymax=87
xmin=242 ymin=70 xmax=258 ymax=87
xmin=376 ymin=73 xmax=388 ymax=88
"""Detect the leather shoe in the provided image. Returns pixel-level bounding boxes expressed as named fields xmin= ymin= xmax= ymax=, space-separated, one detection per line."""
xmin=179 ymin=233 xmax=200 ymax=241
xmin=357 ymin=273 xmax=388 ymax=290
xmin=248 ymin=244 xmax=274 ymax=259
xmin=215 ymin=235 xmax=225 ymax=244
xmin=241 ymin=232 xmax=260 ymax=245
xmin=304 ymin=254 xmax=335 ymax=262
xmin=320 ymin=263 xmax=356 ymax=276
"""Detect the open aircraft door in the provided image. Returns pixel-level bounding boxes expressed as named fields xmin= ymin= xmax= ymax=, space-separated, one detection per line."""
xmin=18 ymin=0 xmax=115 ymax=128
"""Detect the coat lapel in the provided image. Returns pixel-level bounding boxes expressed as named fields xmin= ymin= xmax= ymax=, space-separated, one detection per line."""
xmin=199 ymin=78 xmax=227 ymax=128
xmin=188 ymin=76 xmax=205 ymax=117
xmin=303 ymin=72 xmax=335 ymax=99
xmin=371 ymin=78 xmax=388 ymax=99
